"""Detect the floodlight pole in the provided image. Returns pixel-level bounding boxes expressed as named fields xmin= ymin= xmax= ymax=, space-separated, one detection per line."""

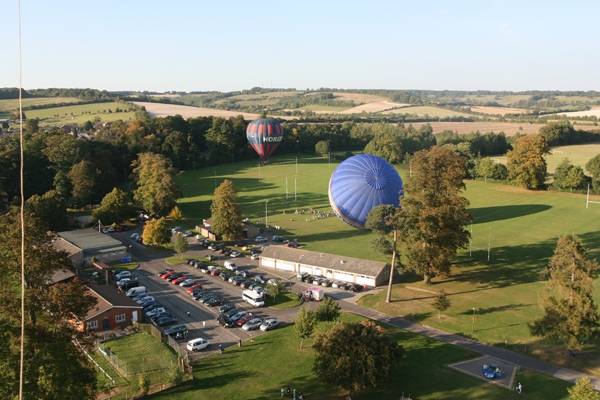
xmin=469 ymin=222 xmax=473 ymax=257
xmin=487 ymin=227 xmax=492 ymax=262
xmin=472 ymin=308 xmax=476 ymax=333
xmin=295 ymin=179 xmax=297 ymax=202
xmin=587 ymin=184 xmax=590 ymax=209
xmin=265 ymin=201 xmax=268 ymax=227
xmin=296 ymin=157 xmax=298 ymax=175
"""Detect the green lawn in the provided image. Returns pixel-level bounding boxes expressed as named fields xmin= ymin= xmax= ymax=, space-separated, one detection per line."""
xmin=147 ymin=313 xmax=573 ymax=400
xmin=24 ymin=102 xmax=137 ymax=126
xmin=174 ymin=153 xmax=600 ymax=377
xmin=100 ymin=333 xmax=179 ymax=375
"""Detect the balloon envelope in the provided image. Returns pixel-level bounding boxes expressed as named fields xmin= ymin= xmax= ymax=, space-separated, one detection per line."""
xmin=246 ymin=118 xmax=284 ymax=160
xmin=328 ymin=154 xmax=403 ymax=229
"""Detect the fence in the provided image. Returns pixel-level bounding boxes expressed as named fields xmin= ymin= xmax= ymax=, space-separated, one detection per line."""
xmin=97 ymin=342 xmax=174 ymax=376
xmin=132 ymin=321 xmax=190 ymax=373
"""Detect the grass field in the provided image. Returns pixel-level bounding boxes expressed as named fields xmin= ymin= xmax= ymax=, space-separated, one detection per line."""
xmin=100 ymin=333 xmax=179 ymax=375
xmin=147 ymin=313 xmax=573 ymax=400
xmin=24 ymin=102 xmax=136 ymax=126
xmin=383 ymin=105 xmax=473 ymax=118
xmin=0 ymin=96 xmax=82 ymax=112
xmin=174 ymin=151 xmax=600 ymax=377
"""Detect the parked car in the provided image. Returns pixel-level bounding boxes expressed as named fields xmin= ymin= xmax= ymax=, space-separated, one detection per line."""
xmin=192 ymin=291 xmax=210 ymax=301
xmin=158 ymin=268 xmax=174 ymax=276
xmin=255 ymin=236 xmax=267 ymax=243
xmin=242 ymin=317 xmax=263 ymax=331
xmin=146 ymin=307 xmax=166 ymax=318
xmin=161 ymin=271 xmax=176 ymax=279
xmin=302 ymin=275 xmax=314 ymax=283
xmin=193 ymin=261 xmax=208 ymax=269
xmin=219 ymin=303 xmax=236 ymax=313
xmin=183 ymin=230 xmax=193 ymax=237
xmin=236 ymin=270 xmax=249 ymax=278
xmin=251 ymin=248 xmax=263 ymax=255
xmin=285 ymin=242 xmax=300 ymax=248
xmin=136 ymin=296 xmax=154 ymax=304
xmin=166 ymin=273 xmax=184 ymax=282
xmin=180 ymin=278 xmax=195 ymax=287
xmin=187 ymin=338 xmax=210 ymax=351
xmin=198 ymin=265 xmax=210 ymax=274
xmin=205 ymin=297 xmax=224 ymax=307
xmin=312 ymin=277 xmax=324 ymax=285
xmin=253 ymin=286 xmax=268 ymax=297
xmin=337 ymin=282 xmax=349 ymax=290
xmin=186 ymin=283 xmax=203 ymax=293
xmin=157 ymin=317 xmax=178 ymax=327
xmin=210 ymin=268 xmax=221 ymax=276
xmin=321 ymin=279 xmax=332 ymax=287
xmin=151 ymin=312 xmax=172 ymax=322
xmin=164 ymin=324 xmax=187 ymax=336
xmin=240 ymin=280 xmax=253 ymax=289
xmin=230 ymin=276 xmax=244 ymax=285
xmin=348 ymin=284 xmax=364 ymax=292
xmin=142 ymin=301 xmax=161 ymax=311
xmin=230 ymin=251 xmax=242 ymax=258
xmin=254 ymin=275 xmax=267 ymax=284
xmin=250 ymin=254 xmax=260 ymax=260
xmin=115 ymin=271 xmax=131 ymax=280
xmin=171 ymin=226 xmax=182 ymax=232
xmin=222 ymin=249 xmax=231 ymax=256
xmin=234 ymin=240 xmax=249 ymax=247
xmin=267 ymin=278 xmax=281 ymax=286
xmin=331 ymin=280 xmax=342 ymax=288
xmin=133 ymin=294 xmax=150 ymax=303
xmin=230 ymin=311 xmax=249 ymax=323
xmin=172 ymin=276 xmax=187 ymax=285
xmin=224 ymin=308 xmax=241 ymax=318
xmin=260 ymin=318 xmax=280 ymax=331
xmin=235 ymin=314 xmax=252 ymax=327
xmin=217 ymin=315 xmax=235 ymax=328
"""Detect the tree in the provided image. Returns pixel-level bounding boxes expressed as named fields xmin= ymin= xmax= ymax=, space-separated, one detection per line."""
xmin=568 ymin=376 xmax=600 ymax=400
xmin=131 ymin=153 xmax=179 ymax=216
xmin=365 ymin=204 xmax=402 ymax=303
xmin=399 ymin=146 xmax=471 ymax=284
xmin=265 ymin=279 xmax=287 ymax=300
xmin=0 ymin=212 xmax=98 ymax=399
xmin=506 ymin=134 xmax=550 ymax=189
xmin=539 ymin=121 xmax=575 ymax=146
xmin=564 ymin=165 xmax=587 ymax=192
xmin=142 ymin=217 xmax=170 ymax=246
xmin=25 ymin=118 xmax=39 ymax=134
xmin=169 ymin=205 xmax=183 ymax=222
xmin=363 ymin=129 xmax=403 ymax=164
xmin=585 ymin=154 xmax=600 ymax=191
xmin=315 ymin=296 xmax=341 ymax=322
xmin=432 ymin=290 xmax=451 ymax=319
xmin=83 ymin=120 xmax=94 ymax=131
xmin=475 ymin=157 xmax=496 ymax=182
xmin=553 ymin=158 xmax=574 ymax=189
xmin=210 ymin=179 xmax=242 ymax=241
xmin=173 ymin=232 xmax=188 ymax=256
xmin=24 ymin=190 xmax=68 ymax=231
xmin=67 ymin=159 xmax=97 ymax=206
xmin=315 ymin=140 xmax=330 ymax=157
xmin=294 ymin=306 xmax=317 ymax=349
xmin=92 ymin=187 xmax=132 ymax=225
xmin=528 ymin=235 xmax=599 ymax=357
xmin=312 ymin=320 xmax=404 ymax=393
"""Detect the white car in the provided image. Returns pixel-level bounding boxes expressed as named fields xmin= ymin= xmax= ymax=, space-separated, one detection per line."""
xmin=255 ymin=236 xmax=267 ymax=243
xmin=146 ymin=307 xmax=166 ymax=317
xmin=115 ymin=271 xmax=131 ymax=280
xmin=136 ymin=296 xmax=154 ymax=304
xmin=230 ymin=251 xmax=241 ymax=258
xmin=242 ymin=318 xmax=263 ymax=331
xmin=267 ymin=278 xmax=280 ymax=286
xmin=260 ymin=318 xmax=279 ymax=331
xmin=251 ymin=254 xmax=260 ymax=260
xmin=187 ymin=338 xmax=210 ymax=352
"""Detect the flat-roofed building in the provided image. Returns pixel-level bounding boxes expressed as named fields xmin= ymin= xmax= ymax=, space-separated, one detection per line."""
xmin=56 ymin=229 xmax=128 ymax=267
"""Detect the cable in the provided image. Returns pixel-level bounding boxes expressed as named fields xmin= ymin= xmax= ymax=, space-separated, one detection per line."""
xmin=17 ymin=0 xmax=25 ymax=399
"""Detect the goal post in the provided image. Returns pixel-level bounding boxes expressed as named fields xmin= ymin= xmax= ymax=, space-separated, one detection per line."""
xmin=587 ymin=184 xmax=600 ymax=209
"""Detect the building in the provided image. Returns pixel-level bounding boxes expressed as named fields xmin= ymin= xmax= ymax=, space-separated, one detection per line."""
xmin=82 ymin=285 xmax=142 ymax=332
xmin=55 ymin=229 xmax=129 ymax=267
xmin=259 ymin=246 xmax=390 ymax=287
xmin=197 ymin=218 xmax=262 ymax=241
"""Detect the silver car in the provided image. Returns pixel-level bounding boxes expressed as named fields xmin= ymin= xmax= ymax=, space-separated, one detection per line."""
xmin=242 ymin=317 xmax=263 ymax=331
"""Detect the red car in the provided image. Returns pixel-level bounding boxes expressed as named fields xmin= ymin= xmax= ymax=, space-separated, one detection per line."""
xmin=161 ymin=271 xmax=175 ymax=279
xmin=211 ymin=269 xmax=221 ymax=276
xmin=172 ymin=276 xmax=187 ymax=285
xmin=186 ymin=283 xmax=203 ymax=293
xmin=236 ymin=314 xmax=252 ymax=327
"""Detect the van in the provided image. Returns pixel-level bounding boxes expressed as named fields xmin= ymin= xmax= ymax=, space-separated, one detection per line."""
xmin=186 ymin=338 xmax=210 ymax=351
xmin=126 ymin=286 xmax=146 ymax=297
xmin=242 ymin=290 xmax=265 ymax=307
xmin=120 ymin=280 xmax=139 ymax=291
xmin=224 ymin=261 xmax=237 ymax=271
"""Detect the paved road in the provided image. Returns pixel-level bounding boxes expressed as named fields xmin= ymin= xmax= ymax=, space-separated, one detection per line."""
xmin=116 ymin=229 xmax=600 ymax=389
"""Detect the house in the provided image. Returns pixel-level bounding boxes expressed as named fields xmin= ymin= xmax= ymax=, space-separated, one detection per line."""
xmin=55 ymin=229 xmax=128 ymax=267
xmin=259 ymin=246 xmax=390 ymax=287
xmin=82 ymin=285 xmax=142 ymax=332
xmin=198 ymin=218 xmax=262 ymax=241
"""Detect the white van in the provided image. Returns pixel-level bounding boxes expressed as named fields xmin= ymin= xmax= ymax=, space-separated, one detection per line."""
xmin=187 ymin=338 xmax=210 ymax=351
xmin=242 ymin=290 xmax=265 ymax=307
xmin=224 ymin=261 xmax=237 ymax=271
xmin=126 ymin=286 xmax=146 ymax=297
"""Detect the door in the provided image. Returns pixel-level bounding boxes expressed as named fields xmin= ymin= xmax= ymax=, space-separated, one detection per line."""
xmin=102 ymin=317 xmax=110 ymax=330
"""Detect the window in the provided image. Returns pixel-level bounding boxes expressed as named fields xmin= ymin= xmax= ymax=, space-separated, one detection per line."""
xmin=87 ymin=320 xmax=98 ymax=329
xmin=115 ymin=314 xmax=126 ymax=323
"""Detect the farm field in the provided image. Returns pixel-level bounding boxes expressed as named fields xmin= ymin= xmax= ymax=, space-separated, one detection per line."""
xmin=471 ymin=106 xmax=529 ymax=115
xmin=491 ymin=143 xmax=600 ymax=175
xmin=130 ymin=101 xmax=263 ymax=120
xmin=557 ymin=106 xmax=600 ymax=118
xmin=0 ymin=96 xmax=82 ymax=112
xmin=453 ymin=94 xmax=533 ymax=106
xmin=26 ymin=102 xmax=136 ymax=126
xmin=336 ymin=100 xmax=410 ymax=114
xmin=148 ymin=313 xmax=573 ymax=400
xmin=383 ymin=105 xmax=473 ymax=118
xmin=412 ymin=121 xmax=544 ymax=136
xmin=175 ymin=151 xmax=600 ymax=378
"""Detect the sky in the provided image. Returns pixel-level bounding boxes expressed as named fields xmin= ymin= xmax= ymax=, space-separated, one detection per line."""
xmin=1 ymin=0 xmax=599 ymax=93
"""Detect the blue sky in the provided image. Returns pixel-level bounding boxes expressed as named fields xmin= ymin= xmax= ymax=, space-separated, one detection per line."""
xmin=1 ymin=0 xmax=598 ymax=93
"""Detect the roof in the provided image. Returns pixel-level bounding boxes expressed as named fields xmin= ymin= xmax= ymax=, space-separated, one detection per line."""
xmin=260 ymin=246 xmax=388 ymax=277
xmin=48 ymin=268 xmax=76 ymax=285
xmin=52 ymin=236 xmax=82 ymax=257
xmin=85 ymin=285 xmax=142 ymax=321
xmin=58 ymin=229 xmax=126 ymax=254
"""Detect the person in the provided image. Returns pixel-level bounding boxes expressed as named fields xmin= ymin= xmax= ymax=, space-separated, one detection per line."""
xmin=346 ymin=396 xmax=351 ymax=400
xmin=218 ymin=344 xmax=222 ymax=355
xmin=281 ymin=388 xmax=285 ymax=397
xmin=298 ymin=393 xmax=303 ymax=400
xmin=175 ymin=332 xmax=183 ymax=339
xmin=187 ymin=311 xmax=190 ymax=317
xmin=203 ymin=321 xmax=206 ymax=328
xmin=516 ymin=383 xmax=522 ymax=394
xmin=238 ymin=339 xmax=242 ymax=348
xmin=286 ymin=387 xmax=290 ymax=396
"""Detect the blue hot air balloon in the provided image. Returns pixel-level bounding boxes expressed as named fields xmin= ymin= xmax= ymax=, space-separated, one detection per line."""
xmin=246 ymin=118 xmax=284 ymax=162
xmin=328 ymin=154 xmax=403 ymax=229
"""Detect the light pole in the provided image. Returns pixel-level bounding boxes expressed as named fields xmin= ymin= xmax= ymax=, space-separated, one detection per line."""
xmin=471 ymin=307 xmax=476 ymax=333
xmin=265 ymin=201 xmax=268 ymax=227
xmin=295 ymin=157 xmax=298 ymax=175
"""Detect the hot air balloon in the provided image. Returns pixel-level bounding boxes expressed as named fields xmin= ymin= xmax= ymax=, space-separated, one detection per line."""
xmin=246 ymin=118 xmax=284 ymax=162
xmin=328 ymin=154 xmax=403 ymax=229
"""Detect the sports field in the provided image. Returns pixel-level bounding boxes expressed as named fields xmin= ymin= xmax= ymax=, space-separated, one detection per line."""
xmin=175 ymin=151 xmax=600 ymax=376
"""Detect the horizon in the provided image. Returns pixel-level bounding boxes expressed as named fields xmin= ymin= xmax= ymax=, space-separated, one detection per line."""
xmin=1 ymin=1 xmax=599 ymax=93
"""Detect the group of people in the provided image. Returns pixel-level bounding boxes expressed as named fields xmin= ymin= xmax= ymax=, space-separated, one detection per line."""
xmin=280 ymin=387 xmax=302 ymax=399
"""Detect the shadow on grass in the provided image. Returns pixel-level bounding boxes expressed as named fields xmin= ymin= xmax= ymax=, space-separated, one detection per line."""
xmin=458 ymin=303 xmax=535 ymax=316
xmin=469 ymin=204 xmax=552 ymax=225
